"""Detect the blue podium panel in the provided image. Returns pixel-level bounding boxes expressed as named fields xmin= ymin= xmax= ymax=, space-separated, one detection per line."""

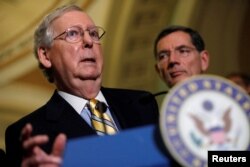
xmin=62 ymin=125 xmax=170 ymax=167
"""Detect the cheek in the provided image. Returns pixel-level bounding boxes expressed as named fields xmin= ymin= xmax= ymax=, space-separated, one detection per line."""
xmin=158 ymin=61 xmax=169 ymax=71
xmin=95 ymin=47 xmax=104 ymax=66
xmin=188 ymin=59 xmax=203 ymax=74
xmin=51 ymin=46 xmax=78 ymax=69
xmin=157 ymin=64 xmax=169 ymax=79
xmin=96 ymin=47 xmax=103 ymax=58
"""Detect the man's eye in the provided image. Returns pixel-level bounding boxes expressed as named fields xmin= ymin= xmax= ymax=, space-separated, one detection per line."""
xmin=157 ymin=52 xmax=169 ymax=60
xmin=89 ymin=30 xmax=99 ymax=38
xmin=67 ymin=30 xmax=79 ymax=37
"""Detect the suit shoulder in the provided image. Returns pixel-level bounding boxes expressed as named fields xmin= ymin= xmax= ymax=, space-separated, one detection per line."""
xmin=101 ymin=87 xmax=157 ymax=110
xmin=6 ymin=105 xmax=46 ymax=132
xmin=101 ymin=87 xmax=153 ymax=97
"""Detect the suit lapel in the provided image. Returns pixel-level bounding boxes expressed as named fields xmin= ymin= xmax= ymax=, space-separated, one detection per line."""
xmin=45 ymin=91 xmax=96 ymax=138
xmin=101 ymin=88 xmax=141 ymax=129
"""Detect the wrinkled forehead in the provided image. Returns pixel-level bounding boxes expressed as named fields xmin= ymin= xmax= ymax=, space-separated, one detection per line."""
xmin=51 ymin=10 xmax=96 ymax=32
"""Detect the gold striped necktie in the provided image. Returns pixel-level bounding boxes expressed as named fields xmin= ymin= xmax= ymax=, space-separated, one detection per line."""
xmin=89 ymin=99 xmax=117 ymax=135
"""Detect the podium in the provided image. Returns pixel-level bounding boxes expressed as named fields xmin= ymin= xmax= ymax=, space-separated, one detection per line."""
xmin=62 ymin=125 xmax=171 ymax=167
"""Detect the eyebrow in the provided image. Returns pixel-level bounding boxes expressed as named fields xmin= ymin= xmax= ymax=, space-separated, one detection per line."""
xmin=157 ymin=45 xmax=193 ymax=54
xmin=175 ymin=45 xmax=194 ymax=50
xmin=156 ymin=49 xmax=169 ymax=56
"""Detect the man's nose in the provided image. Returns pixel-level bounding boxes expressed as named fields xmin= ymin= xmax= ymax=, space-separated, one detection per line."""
xmin=82 ymin=32 xmax=93 ymax=48
xmin=168 ymin=51 xmax=179 ymax=62
xmin=167 ymin=51 xmax=180 ymax=68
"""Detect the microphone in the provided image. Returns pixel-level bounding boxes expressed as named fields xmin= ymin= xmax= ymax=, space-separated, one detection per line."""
xmin=96 ymin=101 xmax=108 ymax=113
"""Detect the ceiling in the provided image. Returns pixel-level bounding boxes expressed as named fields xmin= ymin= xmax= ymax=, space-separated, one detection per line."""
xmin=0 ymin=0 xmax=250 ymax=149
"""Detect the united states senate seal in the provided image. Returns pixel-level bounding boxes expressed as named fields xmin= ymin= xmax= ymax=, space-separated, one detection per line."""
xmin=159 ymin=74 xmax=250 ymax=167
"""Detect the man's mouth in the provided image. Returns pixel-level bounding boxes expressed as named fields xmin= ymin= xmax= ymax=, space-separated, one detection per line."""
xmin=170 ymin=71 xmax=184 ymax=78
xmin=82 ymin=58 xmax=96 ymax=63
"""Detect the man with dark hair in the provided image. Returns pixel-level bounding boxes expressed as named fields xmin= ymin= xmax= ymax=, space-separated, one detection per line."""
xmin=154 ymin=25 xmax=210 ymax=88
xmin=153 ymin=26 xmax=211 ymax=166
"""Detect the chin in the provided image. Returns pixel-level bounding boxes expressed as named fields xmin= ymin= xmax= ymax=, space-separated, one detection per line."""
xmin=172 ymin=77 xmax=188 ymax=86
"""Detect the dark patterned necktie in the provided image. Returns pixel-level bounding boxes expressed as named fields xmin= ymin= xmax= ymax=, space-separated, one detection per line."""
xmin=89 ymin=99 xmax=117 ymax=135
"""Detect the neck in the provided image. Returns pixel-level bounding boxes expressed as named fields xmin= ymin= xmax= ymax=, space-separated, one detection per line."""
xmin=56 ymin=78 xmax=102 ymax=100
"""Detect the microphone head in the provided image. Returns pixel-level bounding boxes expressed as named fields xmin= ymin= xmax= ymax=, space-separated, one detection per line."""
xmin=96 ymin=101 xmax=107 ymax=113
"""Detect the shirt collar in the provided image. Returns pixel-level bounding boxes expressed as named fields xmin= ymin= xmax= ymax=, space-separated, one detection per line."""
xmin=57 ymin=90 xmax=108 ymax=114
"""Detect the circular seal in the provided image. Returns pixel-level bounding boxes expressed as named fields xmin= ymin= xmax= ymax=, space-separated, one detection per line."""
xmin=159 ymin=74 xmax=250 ymax=167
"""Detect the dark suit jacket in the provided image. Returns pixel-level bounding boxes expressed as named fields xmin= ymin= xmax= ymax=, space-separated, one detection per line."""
xmin=5 ymin=87 xmax=158 ymax=166
xmin=0 ymin=149 xmax=6 ymax=167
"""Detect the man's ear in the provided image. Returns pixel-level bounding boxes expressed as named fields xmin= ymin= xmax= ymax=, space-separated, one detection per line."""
xmin=200 ymin=50 xmax=210 ymax=72
xmin=37 ymin=47 xmax=52 ymax=68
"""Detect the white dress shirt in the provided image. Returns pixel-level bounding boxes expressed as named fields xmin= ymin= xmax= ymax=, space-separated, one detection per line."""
xmin=57 ymin=90 xmax=119 ymax=133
